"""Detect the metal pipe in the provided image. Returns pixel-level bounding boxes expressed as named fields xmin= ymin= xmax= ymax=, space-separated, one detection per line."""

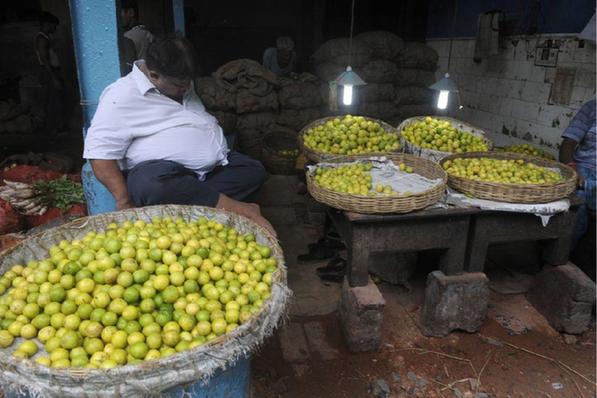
xmin=69 ymin=0 xmax=121 ymax=214
xmin=172 ymin=0 xmax=186 ymax=36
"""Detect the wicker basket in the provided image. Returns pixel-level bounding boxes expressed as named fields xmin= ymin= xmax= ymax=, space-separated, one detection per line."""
xmin=306 ymin=154 xmax=447 ymax=214
xmin=0 ymin=205 xmax=290 ymax=397
xmin=298 ymin=115 xmax=401 ymax=163
xmin=440 ymin=152 xmax=577 ymax=203
xmin=261 ymin=131 xmax=299 ymax=175
xmin=398 ymin=116 xmax=493 ymax=163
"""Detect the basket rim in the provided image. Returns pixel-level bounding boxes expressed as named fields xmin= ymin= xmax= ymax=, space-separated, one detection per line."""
xmin=298 ymin=115 xmax=401 ymax=162
xmin=306 ymin=153 xmax=447 ymax=214
xmin=0 ymin=205 xmax=289 ymax=384
xmin=439 ymin=151 xmax=577 ymax=189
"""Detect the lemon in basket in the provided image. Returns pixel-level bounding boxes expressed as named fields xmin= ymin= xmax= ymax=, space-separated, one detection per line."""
xmin=303 ymin=115 xmax=399 ymax=155
xmin=402 ymin=117 xmax=488 ymax=153
xmin=0 ymin=217 xmax=280 ymax=368
xmin=442 ymin=158 xmax=563 ymax=184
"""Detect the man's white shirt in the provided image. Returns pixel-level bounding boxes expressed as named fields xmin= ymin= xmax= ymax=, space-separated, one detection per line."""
xmin=83 ymin=61 xmax=229 ymax=181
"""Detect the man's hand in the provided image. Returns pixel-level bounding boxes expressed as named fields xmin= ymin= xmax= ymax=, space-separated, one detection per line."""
xmin=90 ymin=160 xmax=133 ymax=212
xmin=116 ymin=199 xmax=135 ymax=210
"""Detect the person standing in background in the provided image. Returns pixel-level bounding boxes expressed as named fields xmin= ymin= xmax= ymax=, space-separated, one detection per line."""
xmin=34 ymin=11 xmax=64 ymax=135
xmin=121 ymin=0 xmax=154 ymax=60
xmin=262 ymin=36 xmax=296 ymax=77
xmin=559 ymin=99 xmax=596 ymax=247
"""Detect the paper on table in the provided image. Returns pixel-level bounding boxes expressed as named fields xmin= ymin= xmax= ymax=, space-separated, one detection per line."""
xmin=445 ymin=188 xmax=570 ymax=226
xmin=308 ymin=157 xmax=444 ymax=195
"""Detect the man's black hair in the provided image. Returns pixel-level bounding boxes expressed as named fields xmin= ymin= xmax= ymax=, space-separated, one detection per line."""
xmin=39 ymin=11 xmax=59 ymax=26
xmin=145 ymin=35 xmax=197 ymax=80
xmin=121 ymin=0 xmax=139 ymax=16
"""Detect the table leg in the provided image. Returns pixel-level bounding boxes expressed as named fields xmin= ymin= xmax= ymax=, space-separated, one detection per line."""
xmin=347 ymin=227 xmax=370 ymax=287
xmin=438 ymin=244 xmax=467 ymax=275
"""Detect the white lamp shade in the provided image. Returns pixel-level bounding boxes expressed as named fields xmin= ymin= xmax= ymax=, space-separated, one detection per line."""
xmin=429 ymin=73 xmax=459 ymax=93
xmin=336 ymin=66 xmax=366 ymax=86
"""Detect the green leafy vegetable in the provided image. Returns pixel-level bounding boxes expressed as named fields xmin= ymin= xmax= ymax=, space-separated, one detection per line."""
xmin=32 ymin=176 xmax=85 ymax=212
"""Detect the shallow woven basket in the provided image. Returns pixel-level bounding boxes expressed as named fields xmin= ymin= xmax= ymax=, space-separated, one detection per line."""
xmin=261 ymin=131 xmax=298 ymax=175
xmin=306 ymin=154 xmax=447 ymax=214
xmin=0 ymin=205 xmax=290 ymax=397
xmin=298 ymin=115 xmax=401 ymax=163
xmin=440 ymin=152 xmax=577 ymax=203
xmin=398 ymin=116 xmax=493 ymax=163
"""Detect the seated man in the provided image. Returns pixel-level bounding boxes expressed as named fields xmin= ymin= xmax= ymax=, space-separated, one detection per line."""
xmin=84 ymin=36 xmax=274 ymax=234
xmin=262 ymin=36 xmax=296 ymax=77
xmin=559 ymin=98 xmax=596 ymax=246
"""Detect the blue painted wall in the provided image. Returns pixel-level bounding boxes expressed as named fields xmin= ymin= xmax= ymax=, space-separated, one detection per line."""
xmin=427 ymin=0 xmax=594 ymax=38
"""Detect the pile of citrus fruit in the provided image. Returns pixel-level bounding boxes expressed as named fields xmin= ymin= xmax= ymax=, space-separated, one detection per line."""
xmin=0 ymin=216 xmax=278 ymax=368
xmin=313 ymin=162 xmax=413 ymax=196
xmin=442 ymin=158 xmax=563 ymax=184
xmin=500 ymin=144 xmax=554 ymax=160
xmin=401 ymin=117 xmax=489 ymax=153
xmin=303 ymin=115 xmax=399 ymax=155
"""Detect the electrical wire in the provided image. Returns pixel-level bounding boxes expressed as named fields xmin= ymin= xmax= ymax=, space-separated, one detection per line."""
xmin=347 ymin=0 xmax=356 ymax=67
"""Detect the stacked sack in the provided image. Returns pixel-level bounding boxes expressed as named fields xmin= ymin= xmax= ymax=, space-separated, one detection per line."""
xmin=392 ymin=42 xmax=438 ymax=123
xmin=0 ymin=100 xmax=42 ymax=134
xmin=312 ymin=32 xmax=438 ymax=125
xmin=195 ymin=60 xmax=324 ymax=160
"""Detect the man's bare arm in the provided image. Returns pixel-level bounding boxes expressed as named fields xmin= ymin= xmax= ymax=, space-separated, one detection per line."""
xmin=559 ymin=138 xmax=577 ymax=164
xmin=89 ymin=159 xmax=134 ymax=210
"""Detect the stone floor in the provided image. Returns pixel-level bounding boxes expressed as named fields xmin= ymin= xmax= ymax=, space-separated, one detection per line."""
xmin=251 ymin=174 xmax=596 ymax=398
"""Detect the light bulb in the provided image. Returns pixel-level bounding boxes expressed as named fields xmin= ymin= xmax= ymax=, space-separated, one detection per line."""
xmin=437 ymin=90 xmax=449 ymax=110
xmin=343 ymin=85 xmax=353 ymax=105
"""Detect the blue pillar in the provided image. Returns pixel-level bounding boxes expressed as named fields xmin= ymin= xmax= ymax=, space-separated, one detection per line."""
xmin=69 ymin=0 xmax=121 ymax=215
xmin=172 ymin=0 xmax=186 ymax=36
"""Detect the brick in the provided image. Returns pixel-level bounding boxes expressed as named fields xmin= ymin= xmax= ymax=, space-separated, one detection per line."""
xmin=426 ymin=39 xmax=451 ymax=58
xmin=520 ymin=81 xmax=551 ymax=103
xmin=452 ymin=39 xmax=475 ymax=58
xmin=574 ymin=67 xmax=596 ymax=88
xmin=528 ymin=263 xmax=596 ymax=334
xmin=303 ymin=321 xmax=339 ymax=361
xmin=537 ymin=104 xmax=574 ymax=129
xmin=572 ymin=44 xmax=595 ymax=63
xmin=339 ymin=277 xmax=385 ymax=352
xmin=278 ymin=322 xmax=310 ymax=363
xmin=419 ymin=271 xmax=489 ymax=337
xmin=528 ymin=66 xmax=547 ymax=83
xmin=511 ymin=99 xmax=540 ymax=122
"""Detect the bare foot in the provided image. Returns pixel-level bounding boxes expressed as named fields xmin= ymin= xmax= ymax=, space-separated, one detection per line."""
xmin=241 ymin=203 xmax=277 ymax=238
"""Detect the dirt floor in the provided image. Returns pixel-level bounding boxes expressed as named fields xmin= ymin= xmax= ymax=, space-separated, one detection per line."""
xmin=251 ymin=175 xmax=597 ymax=398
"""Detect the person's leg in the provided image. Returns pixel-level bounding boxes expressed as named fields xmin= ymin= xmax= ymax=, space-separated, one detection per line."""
xmin=126 ymin=160 xmax=220 ymax=207
xmin=204 ymin=151 xmax=267 ymax=202
xmin=571 ymin=166 xmax=595 ymax=249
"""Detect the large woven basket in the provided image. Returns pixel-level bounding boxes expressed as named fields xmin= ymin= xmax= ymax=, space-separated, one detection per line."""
xmin=440 ymin=152 xmax=577 ymax=203
xmin=261 ymin=131 xmax=299 ymax=175
xmin=298 ymin=115 xmax=401 ymax=163
xmin=0 ymin=205 xmax=290 ymax=397
xmin=398 ymin=116 xmax=493 ymax=163
xmin=306 ymin=154 xmax=447 ymax=214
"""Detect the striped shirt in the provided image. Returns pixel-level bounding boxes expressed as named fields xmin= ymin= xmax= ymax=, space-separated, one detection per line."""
xmin=562 ymin=99 xmax=596 ymax=171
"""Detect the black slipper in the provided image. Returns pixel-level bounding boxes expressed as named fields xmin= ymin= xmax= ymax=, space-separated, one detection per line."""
xmin=297 ymin=245 xmax=337 ymax=262
xmin=319 ymin=273 xmax=344 ymax=283
xmin=316 ymin=255 xmax=346 ymax=275
xmin=308 ymin=237 xmax=345 ymax=251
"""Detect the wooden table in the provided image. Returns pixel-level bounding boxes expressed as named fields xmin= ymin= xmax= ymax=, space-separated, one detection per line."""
xmin=329 ymin=196 xmax=582 ymax=287
xmin=465 ymin=196 xmax=582 ymax=272
xmin=329 ymin=206 xmax=478 ymax=287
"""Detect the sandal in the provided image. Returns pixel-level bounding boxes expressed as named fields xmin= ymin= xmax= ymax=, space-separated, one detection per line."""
xmin=308 ymin=237 xmax=345 ymax=251
xmin=297 ymin=245 xmax=337 ymax=262
xmin=316 ymin=255 xmax=346 ymax=275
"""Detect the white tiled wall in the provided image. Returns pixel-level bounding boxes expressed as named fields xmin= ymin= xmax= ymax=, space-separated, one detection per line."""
xmin=427 ymin=35 xmax=596 ymax=155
